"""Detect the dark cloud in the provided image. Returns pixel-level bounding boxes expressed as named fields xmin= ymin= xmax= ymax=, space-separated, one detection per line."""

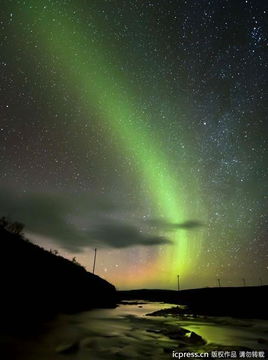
xmin=89 ymin=223 xmax=171 ymax=248
xmin=0 ymin=189 xmax=88 ymax=252
xmin=147 ymin=219 xmax=203 ymax=231
xmin=0 ymin=188 xmax=171 ymax=251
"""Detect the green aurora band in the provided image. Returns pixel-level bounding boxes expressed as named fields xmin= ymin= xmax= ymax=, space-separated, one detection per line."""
xmin=24 ymin=3 xmax=203 ymax=282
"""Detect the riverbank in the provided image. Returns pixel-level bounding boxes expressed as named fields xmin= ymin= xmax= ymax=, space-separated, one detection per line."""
xmin=120 ymin=286 xmax=268 ymax=319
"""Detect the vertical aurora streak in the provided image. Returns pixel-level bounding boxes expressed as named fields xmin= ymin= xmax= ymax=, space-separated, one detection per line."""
xmin=24 ymin=2 xmax=202 ymax=281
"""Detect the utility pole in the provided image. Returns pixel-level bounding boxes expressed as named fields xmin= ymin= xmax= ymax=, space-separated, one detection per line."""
xmin=242 ymin=278 xmax=246 ymax=287
xmin=92 ymin=248 xmax=97 ymax=274
xmin=177 ymin=275 xmax=180 ymax=291
xmin=217 ymin=278 xmax=221 ymax=288
xmin=259 ymin=277 xmax=263 ymax=286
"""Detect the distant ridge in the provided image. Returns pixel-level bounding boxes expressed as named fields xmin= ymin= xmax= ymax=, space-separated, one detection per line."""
xmin=120 ymin=286 xmax=268 ymax=319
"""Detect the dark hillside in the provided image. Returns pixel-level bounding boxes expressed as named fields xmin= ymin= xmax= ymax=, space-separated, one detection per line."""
xmin=0 ymin=223 xmax=117 ymax=326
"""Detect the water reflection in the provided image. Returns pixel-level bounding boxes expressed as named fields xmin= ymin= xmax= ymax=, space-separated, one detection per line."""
xmin=2 ymin=301 xmax=268 ymax=360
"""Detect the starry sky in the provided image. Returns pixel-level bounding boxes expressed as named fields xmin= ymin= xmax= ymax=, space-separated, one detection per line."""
xmin=0 ymin=0 xmax=267 ymax=290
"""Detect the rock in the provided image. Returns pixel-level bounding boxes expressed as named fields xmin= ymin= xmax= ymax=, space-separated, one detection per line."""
xmin=257 ymin=338 xmax=268 ymax=345
xmin=56 ymin=341 xmax=80 ymax=354
xmin=187 ymin=331 xmax=206 ymax=345
xmin=162 ymin=326 xmax=190 ymax=340
xmin=146 ymin=329 xmax=162 ymax=334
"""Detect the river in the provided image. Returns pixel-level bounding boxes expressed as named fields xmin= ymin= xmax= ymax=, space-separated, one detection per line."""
xmin=2 ymin=301 xmax=268 ymax=359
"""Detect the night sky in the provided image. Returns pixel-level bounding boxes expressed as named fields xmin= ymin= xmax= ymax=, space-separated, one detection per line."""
xmin=1 ymin=0 xmax=267 ymax=289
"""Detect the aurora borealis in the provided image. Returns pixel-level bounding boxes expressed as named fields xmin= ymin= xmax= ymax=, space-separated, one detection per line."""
xmin=1 ymin=1 xmax=267 ymax=289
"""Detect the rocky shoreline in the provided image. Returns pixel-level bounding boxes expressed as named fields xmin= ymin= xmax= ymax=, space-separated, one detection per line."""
xmin=144 ymin=306 xmax=264 ymax=358
xmin=120 ymin=286 xmax=268 ymax=319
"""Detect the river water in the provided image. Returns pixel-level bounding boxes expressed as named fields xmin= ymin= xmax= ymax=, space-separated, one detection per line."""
xmin=3 ymin=301 xmax=268 ymax=359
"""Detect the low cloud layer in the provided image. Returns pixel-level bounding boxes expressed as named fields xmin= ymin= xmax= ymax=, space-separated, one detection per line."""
xmin=147 ymin=219 xmax=203 ymax=231
xmin=89 ymin=223 xmax=171 ymax=248
xmin=0 ymin=189 xmax=171 ymax=251
xmin=0 ymin=189 xmax=203 ymax=252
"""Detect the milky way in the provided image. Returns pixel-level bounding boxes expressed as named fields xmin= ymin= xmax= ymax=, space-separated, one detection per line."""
xmin=0 ymin=0 xmax=267 ymax=289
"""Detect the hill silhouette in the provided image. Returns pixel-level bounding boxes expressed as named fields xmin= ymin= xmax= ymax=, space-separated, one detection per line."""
xmin=0 ymin=218 xmax=117 ymax=326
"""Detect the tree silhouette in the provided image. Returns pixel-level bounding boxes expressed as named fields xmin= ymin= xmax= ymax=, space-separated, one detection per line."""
xmin=0 ymin=217 xmax=24 ymax=235
xmin=0 ymin=216 xmax=8 ymax=228
xmin=72 ymin=257 xmax=82 ymax=267
xmin=7 ymin=221 xmax=24 ymax=235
